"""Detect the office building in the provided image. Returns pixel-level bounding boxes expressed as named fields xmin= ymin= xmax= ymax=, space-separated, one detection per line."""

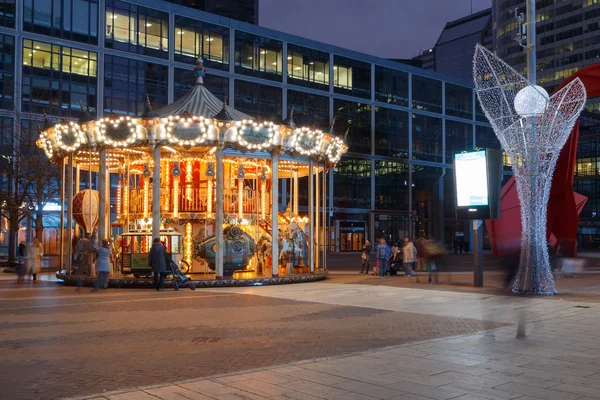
xmin=0 ymin=0 xmax=494 ymax=254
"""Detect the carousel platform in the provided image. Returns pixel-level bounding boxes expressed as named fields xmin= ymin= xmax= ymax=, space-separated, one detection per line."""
xmin=55 ymin=270 xmax=328 ymax=288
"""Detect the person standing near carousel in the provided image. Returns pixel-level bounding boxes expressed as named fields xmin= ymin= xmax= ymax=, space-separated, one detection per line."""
xmin=26 ymin=238 xmax=43 ymax=282
xmin=360 ymin=239 xmax=372 ymax=274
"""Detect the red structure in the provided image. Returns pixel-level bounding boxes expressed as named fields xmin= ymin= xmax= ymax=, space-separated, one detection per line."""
xmin=487 ymin=64 xmax=600 ymax=257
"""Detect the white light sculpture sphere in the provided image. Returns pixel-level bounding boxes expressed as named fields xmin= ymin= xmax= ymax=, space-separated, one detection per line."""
xmin=513 ymin=85 xmax=549 ymax=117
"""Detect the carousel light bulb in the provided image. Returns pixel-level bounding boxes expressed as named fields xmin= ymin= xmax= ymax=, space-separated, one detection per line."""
xmin=514 ymin=85 xmax=550 ymax=118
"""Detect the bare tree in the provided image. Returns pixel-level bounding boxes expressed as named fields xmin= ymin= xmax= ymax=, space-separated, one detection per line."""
xmin=0 ymin=108 xmax=60 ymax=263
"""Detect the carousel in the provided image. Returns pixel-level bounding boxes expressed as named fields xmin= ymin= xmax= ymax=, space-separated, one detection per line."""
xmin=38 ymin=57 xmax=348 ymax=286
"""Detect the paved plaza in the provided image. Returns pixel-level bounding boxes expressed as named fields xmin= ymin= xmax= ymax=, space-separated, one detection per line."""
xmin=1 ymin=273 xmax=600 ymax=400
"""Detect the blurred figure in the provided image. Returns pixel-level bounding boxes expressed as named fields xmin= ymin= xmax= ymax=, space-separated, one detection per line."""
xmin=453 ymin=237 xmax=460 ymax=254
xmin=415 ymin=238 xmax=425 ymax=271
xmin=26 ymin=238 xmax=43 ymax=282
xmin=18 ymin=241 xmax=26 ymax=258
xmin=149 ymin=237 xmax=167 ymax=290
xmin=423 ymin=239 xmax=444 ymax=283
xmin=501 ymin=250 xmax=521 ymax=290
xmin=93 ymin=238 xmax=113 ymax=291
xmin=375 ymin=238 xmax=390 ymax=279
xmin=402 ymin=237 xmax=417 ymax=278
xmin=360 ymin=239 xmax=372 ymax=274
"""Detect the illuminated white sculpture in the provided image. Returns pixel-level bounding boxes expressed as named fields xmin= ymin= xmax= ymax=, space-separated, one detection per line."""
xmin=473 ymin=44 xmax=586 ymax=295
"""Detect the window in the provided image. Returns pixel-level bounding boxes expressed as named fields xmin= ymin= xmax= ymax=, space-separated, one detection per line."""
xmin=234 ymin=80 xmax=282 ymax=122
xmin=0 ymin=0 xmax=15 ymax=27
xmin=412 ymin=165 xmax=443 ymax=239
xmin=105 ymin=0 xmax=169 ymax=58
xmin=24 ymin=0 xmax=98 ymax=44
xmin=287 ymin=90 xmax=329 ymax=130
xmin=164 ymin=0 xmax=257 ymax=24
xmin=174 ymin=68 xmax=228 ymax=103
xmin=234 ymin=31 xmax=282 ymax=81
xmin=333 ymin=99 xmax=371 ymax=154
xmin=287 ymin=44 xmax=329 ymax=90
xmin=475 ymin=99 xmax=488 ymax=122
xmin=375 ymin=66 xmax=408 ymax=107
xmin=475 ymin=125 xmax=500 ymax=150
xmin=412 ymin=75 xmax=442 ymax=114
xmin=445 ymin=83 xmax=473 ymax=119
xmin=334 ymin=55 xmax=371 ymax=99
xmin=445 ymin=120 xmax=473 ymax=162
xmin=104 ymin=55 xmax=168 ymax=116
xmin=174 ymin=16 xmax=229 ymax=70
xmin=375 ymin=107 xmax=408 ymax=158
xmin=0 ymin=34 xmax=14 ymax=110
xmin=333 ymin=157 xmax=371 ymax=209
xmin=0 ymin=116 xmax=12 ymax=159
xmin=375 ymin=161 xmax=409 ymax=210
xmin=22 ymin=39 xmax=97 ymax=116
xmin=412 ymin=113 xmax=442 ymax=162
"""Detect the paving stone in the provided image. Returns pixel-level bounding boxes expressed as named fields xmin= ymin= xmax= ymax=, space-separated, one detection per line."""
xmin=332 ymin=380 xmax=405 ymax=399
xmin=494 ymin=382 xmax=582 ymax=400
xmin=385 ymin=381 xmax=465 ymax=400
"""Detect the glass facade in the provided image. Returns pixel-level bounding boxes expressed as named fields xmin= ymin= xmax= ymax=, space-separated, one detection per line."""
xmin=333 ymin=55 xmax=370 ymax=99
xmin=0 ymin=34 xmax=14 ymax=110
xmin=333 ymin=99 xmax=370 ymax=154
xmin=445 ymin=83 xmax=472 ymax=120
xmin=445 ymin=120 xmax=473 ymax=161
xmin=174 ymin=16 xmax=229 ymax=70
xmin=375 ymin=66 xmax=408 ymax=107
xmin=165 ymin=0 xmax=258 ymax=25
xmin=475 ymin=125 xmax=500 ymax=150
xmin=287 ymin=44 xmax=329 ymax=91
xmin=234 ymin=80 xmax=282 ymax=122
xmin=374 ymin=107 xmax=408 ymax=158
xmin=105 ymin=0 xmax=169 ymax=58
xmin=333 ymin=157 xmax=371 ymax=209
xmin=0 ymin=0 xmax=14 ymax=28
xmin=24 ymin=0 xmax=98 ymax=44
xmin=287 ymin=90 xmax=329 ymax=130
xmin=375 ymin=160 xmax=409 ymax=210
xmin=103 ymin=55 xmax=168 ymax=116
xmin=412 ymin=75 xmax=442 ymax=113
xmin=22 ymin=39 xmax=98 ymax=116
xmin=412 ymin=114 xmax=442 ymax=163
xmin=234 ymin=31 xmax=282 ymax=81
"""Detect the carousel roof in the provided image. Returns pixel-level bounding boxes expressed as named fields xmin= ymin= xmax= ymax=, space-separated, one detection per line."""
xmin=153 ymin=84 xmax=251 ymax=121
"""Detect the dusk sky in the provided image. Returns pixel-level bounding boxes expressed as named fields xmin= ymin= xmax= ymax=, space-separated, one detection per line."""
xmin=260 ymin=0 xmax=492 ymax=59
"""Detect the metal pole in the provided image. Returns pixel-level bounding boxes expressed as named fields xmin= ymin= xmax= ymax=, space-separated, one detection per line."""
xmin=315 ymin=167 xmax=319 ymax=270
xmin=215 ymin=146 xmax=224 ymax=278
xmin=152 ymin=146 xmax=161 ymax=240
xmin=308 ymin=160 xmax=314 ymax=273
xmin=473 ymin=219 xmax=483 ymax=287
xmin=322 ymin=165 xmax=326 ymax=270
xmin=99 ymin=149 xmax=107 ymax=240
xmin=271 ymin=154 xmax=279 ymax=277
xmin=59 ymin=158 xmax=65 ymax=271
xmin=66 ymin=154 xmax=74 ymax=274
xmin=526 ymin=0 xmax=536 ymax=84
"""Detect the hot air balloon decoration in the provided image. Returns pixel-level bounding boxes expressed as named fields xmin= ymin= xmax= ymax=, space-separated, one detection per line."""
xmin=72 ymin=189 xmax=104 ymax=234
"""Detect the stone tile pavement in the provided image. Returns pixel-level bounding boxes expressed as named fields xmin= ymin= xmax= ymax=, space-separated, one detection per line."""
xmin=66 ymin=282 xmax=600 ymax=400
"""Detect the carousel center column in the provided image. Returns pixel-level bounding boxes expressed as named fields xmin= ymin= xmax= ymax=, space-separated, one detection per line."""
xmin=271 ymin=152 xmax=279 ymax=277
xmin=66 ymin=154 xmax=74 ymax=274
xmin=308 ymin=159 xmax=314 ymax=273
xmin=215 ymin=142 xmax=225 ymax=279
xmin=152 ymin=145 xmax=161 ymax=239
xmin=98 ymin=148 xmax=107 ymax=241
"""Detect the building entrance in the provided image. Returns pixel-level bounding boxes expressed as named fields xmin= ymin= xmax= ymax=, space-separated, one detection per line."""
xmin=338 ymin=221 xmax=366 ymax=252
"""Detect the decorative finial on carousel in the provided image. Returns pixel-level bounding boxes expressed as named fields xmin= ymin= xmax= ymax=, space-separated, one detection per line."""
xmin=328 ymin=114 xmax=337 ymax=135
xmin=141 ymin=94 xmax=158 ymax=118
xmin=194 ymin=56 xmax=206 ymax=86
xmin=41 ymin=110 xmax=53 ymax=131
xmin=343 ymin=119 xmax=352 ymax=141
xmin=281 ymin=105 xmax=296 ymax=129
xmin=78 ymin=100 xmax=94 ymax=124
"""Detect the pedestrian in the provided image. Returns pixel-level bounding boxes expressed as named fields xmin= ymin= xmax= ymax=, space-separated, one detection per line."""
xmin=148 ymin=237 xmax=167 ymax=291
xmin=375 ymin=238 xmax=390 ymax=279
xmin=459 ymin=239 xmax=464 ymax=254
xmin=415 ymin=237 xmax=426 ymax=271
xmin=26 ymin=238 xmax=43 ymax=282
xmin=93 ymin=238 xmax=113 ymax=291
xmin=453 ymin=237 xmax=460 ymax=254
xmin=360 ymin=239 xmax=372 ymax=274
xmin=18 ymin=241 xmax=26 ymax=258
xmin=423 ymin=239 xmax=443 ymax=283
xmin=402 ymin=236 xmax=417 ymax=278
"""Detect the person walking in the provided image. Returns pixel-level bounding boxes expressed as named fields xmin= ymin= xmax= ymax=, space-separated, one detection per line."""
xmin=360 ymin=239 xmax=372 ymax=274
xmin=415 ymin=238 xmax=425 ymax=271
xmin=93 ymin=239 xmax=113 ymax=291
xmin=148 ymin=237 xmax=167 ymax=291
xmin=402 ymin=236 xmax=417 ymax=278
xmin=18 ymin=241 xmax=26 ymax=258
xmin=375 ymin=238 xmax=390 ymax=279
xmin=453 ymin=237 xmax=460 ymax=254
xmin=26 ymin=238 xmax=43 ymax=282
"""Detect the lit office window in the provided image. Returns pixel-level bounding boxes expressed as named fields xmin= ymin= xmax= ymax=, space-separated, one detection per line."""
xmin=0 ymin=0 xmax=15 ymax=28
xmin=445 ymin=83 xmax=472 ymax=120
xmin=104 ymin=55 xmax=168 ymax=116
xmin=22 ymin=39 xmax=97 ymax=116
xmin=234 ymin=31 xmax=282 ymax=81
xmin=333 ymin=55 xmax=370 ymax=99
xmin=234 ymin=80 xmax=282 ymax=122
xmin=445 ymin=120 xmax=473 ymax=162
xmin=105 ymin=0 xmax=169 ymax=58
xmin=0 ymin=34 xmax=14 ymax=110
xmin=333 ymin=99 xmax=371 ymax=154
xmin=287 ymin=44 xmax=329 ymax=90
xmin=333 ymin=157 xmax=371 ymax=209
xmin=24 ymin=0 xmax=98 ymax=44
xmin=412 ymin=75 xmax=442 ymax=114
xmin=174 ymin=67 xmax=228 ymax=101
xmin=412 ymin=113 xmax=442 ymax=162
xmin=375 ymin=107 xmax=408 ymax=158
xmin=375 ymin=66 xmax=408 ymax=107
xmin=174 ymin=16 xmax=229 ymax=70
xmin=287 ymin=90 xmax=329 ymax=130
xmin=375 ymin=161 xmax=409 ymax=210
